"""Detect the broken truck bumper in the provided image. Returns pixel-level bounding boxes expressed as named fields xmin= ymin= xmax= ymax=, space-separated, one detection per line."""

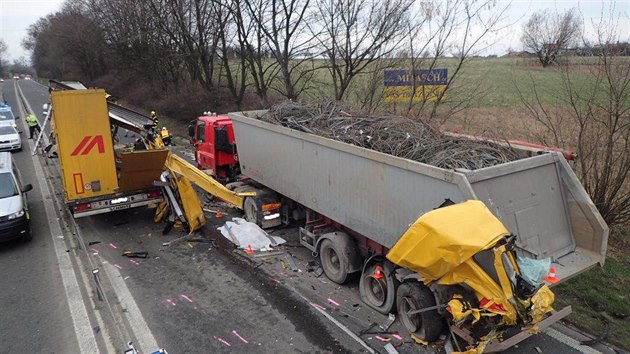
xmin=484 ymin=306 xmax=572 ymax=353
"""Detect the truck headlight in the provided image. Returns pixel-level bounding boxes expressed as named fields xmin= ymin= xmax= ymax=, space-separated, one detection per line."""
xmin=7 ymin=209 xmax=25 ymax=220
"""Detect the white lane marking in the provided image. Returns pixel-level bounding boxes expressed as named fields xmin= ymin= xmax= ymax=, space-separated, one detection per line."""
xmin=544 ymin=327 xmax=602 ymax=354
xmin=17 ymin=81 xmax=114 ymax=352
xmin=283 ymin=281 xmax=376 ymax=353
xmin=308 ymin=302 xmax=376 ymax=354
xmin=101 ymin=263 xmax=159 ymax=352
xmin=29 ymin=133 xmax=99 ymax=353
xmin=19 ymin=79 xmax=158 ymax=353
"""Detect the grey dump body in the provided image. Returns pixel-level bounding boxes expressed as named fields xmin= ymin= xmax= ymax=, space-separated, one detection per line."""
xmin=228 ymin=111 xmax=608 ymax=282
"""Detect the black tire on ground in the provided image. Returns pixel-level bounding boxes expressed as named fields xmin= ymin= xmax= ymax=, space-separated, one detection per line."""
xmin=243 ymin=197 xmax=259 ymax=225
xmin=396 ymin=282 xmax=444 ymax=341
xmin=319 ymin=239 xmax=350 ymax=284
xmin=359 ymin=262 xmax=398 ymax=314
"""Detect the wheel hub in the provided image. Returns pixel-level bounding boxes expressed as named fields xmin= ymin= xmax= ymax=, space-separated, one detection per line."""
xmin=401 ymin=296 xmax=421 ymax=332
xmin=364 ymin=275 xmax=387 ymax=307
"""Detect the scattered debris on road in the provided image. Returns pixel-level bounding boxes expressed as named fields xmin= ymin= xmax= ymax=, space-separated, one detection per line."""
xmin=122 ymin=250 xmax=149 ymax=258
xmin=217 ymin=218 xmax=286 ymax=250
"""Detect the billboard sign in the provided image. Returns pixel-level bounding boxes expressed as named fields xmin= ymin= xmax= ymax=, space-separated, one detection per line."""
xmin=384 ymin=69 xmax=448 ymax=103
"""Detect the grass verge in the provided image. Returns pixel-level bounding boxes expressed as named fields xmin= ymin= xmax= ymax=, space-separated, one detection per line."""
xmin=553 ymin=243 xmax=630 ymax=350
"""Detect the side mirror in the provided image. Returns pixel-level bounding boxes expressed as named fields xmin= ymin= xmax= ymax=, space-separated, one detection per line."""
xmin=22 ymin=184 xmax=33 ymax=193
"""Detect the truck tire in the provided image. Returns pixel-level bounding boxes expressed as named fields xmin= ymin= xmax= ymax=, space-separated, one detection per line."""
xmin=320 ymin=239 xmax=350 ymax=284
xmin=243 ymin=197 xmax=259 ymax=225
xmin=360 ymin=262 xmax=398 ymax=314
xmin=396 ymin=282 xmax=443 ymax=341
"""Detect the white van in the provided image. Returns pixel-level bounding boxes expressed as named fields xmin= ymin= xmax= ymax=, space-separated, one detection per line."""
xmin=0 ymin=152 xmax=32 ymax=242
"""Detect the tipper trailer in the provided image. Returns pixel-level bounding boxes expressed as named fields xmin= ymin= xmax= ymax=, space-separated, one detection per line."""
xmin=187 ymin=110 xmax=608 ymax=352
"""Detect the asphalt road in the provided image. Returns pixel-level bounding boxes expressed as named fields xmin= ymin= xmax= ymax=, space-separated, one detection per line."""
xmin=1 ymin=78 xmax=615 ymax=354
xmin=0 ymin=81 xmax=80 ymax=353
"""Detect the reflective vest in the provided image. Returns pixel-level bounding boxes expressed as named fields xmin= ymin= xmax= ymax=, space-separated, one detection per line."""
xmin=26 ymin=114 xmax=39 ymax=127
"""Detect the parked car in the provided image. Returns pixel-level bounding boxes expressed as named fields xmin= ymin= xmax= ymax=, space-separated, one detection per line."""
xmin=0 ymin=152 xmax=32 ymax=242
xmin=0 ymin=104 xmax=18 ymax=129
xmin=0 ymin=126 xmax=21 ymax=151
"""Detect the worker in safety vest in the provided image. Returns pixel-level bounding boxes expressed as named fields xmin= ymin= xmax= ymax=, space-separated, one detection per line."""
xmin=160 ymin=127 xmax=172 ymax=146
xmin=26 ymin=112 xmax=41 ymax=139
xmin=150 ymin=110 xmax=159 ymax=129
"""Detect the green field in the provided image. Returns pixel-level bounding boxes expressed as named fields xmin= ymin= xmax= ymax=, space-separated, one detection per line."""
xmin=302 ymin=56 xmax=623 ymax=110
xmin=554 ymin=240 xmax=630 ymax=350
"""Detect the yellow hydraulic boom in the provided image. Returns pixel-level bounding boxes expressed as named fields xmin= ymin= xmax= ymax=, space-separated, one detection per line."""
xmin=164 ymin=152 xmax=255 ymax=208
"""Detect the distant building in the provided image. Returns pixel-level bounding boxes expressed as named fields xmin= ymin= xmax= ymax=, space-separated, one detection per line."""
xmin=502 ymin=50 xmax=535 ymax=58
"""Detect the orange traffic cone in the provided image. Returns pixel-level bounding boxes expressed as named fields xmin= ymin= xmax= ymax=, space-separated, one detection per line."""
xmin=373 ymin=265 xmax=384 ymax=280
xmin=544 ymin=266 xmax=559 ymax=284
xmin=216 ymin=211 xmax=223 ymax=218
xmin=245 ymin=244 xmax=254 ymax=255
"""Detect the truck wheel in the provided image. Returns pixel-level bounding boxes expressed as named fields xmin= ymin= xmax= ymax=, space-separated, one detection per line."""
xmin=396 ymin=282 xmax=443 ymax=341
xmin=360 ymin=262 xmax=398 ymax=314
xmin=243 ymin=197 xmax=259 ymax=225
xmin=320 ymin=239 xmax=349 ymax=284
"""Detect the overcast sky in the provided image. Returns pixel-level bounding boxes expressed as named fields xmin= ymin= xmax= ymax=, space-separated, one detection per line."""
xmin=0 ymin=0 xmax=63 ymax=61
xmin=0 ymin=0 xmax=628 ymax=62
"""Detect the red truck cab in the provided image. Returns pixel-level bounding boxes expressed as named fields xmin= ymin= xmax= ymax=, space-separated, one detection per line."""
xmin=188 ymin=113 xmax=283 ymax=229
xmin=189 ymin=114 xmax=240 ymax=182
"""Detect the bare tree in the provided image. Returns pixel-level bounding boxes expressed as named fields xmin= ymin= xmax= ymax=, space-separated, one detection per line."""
xmin=245 ymin=0 xmax=316 ymax=100
xmin=518 ymin=11 xmax=630 ymax=229
xmin=389 ymin=0 xmax=510 ymax=126
xmin=310 ymin=0 xmax=413 ymax=101
xmin=0 ymin=39 xmax=10 ymax=77
xmin=521 ymin=8 xmax=581 ymax=67
xmin=215 ymin=0 xmax=249 ymax=109
xmin=89 ymin=0 xmax=179 ymax=87
xmin=23 ymin=4 xmax=108 ymax=81
xmin=231 ymin=0 xmax=281 ymax=107
xmin=146 ymin=0 xmax=223 ymax=92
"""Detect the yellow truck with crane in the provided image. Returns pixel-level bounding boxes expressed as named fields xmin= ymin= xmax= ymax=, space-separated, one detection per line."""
xmin=46 ymin=82 xmax=260 ymax=233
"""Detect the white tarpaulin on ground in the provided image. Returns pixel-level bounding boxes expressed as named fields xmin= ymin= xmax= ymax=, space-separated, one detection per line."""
xmin=218 ymin=218 xmax=286 ymax=250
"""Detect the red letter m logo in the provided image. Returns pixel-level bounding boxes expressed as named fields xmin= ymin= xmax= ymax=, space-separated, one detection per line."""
xmin=71 ymin=135 xmax=105 ymax=156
